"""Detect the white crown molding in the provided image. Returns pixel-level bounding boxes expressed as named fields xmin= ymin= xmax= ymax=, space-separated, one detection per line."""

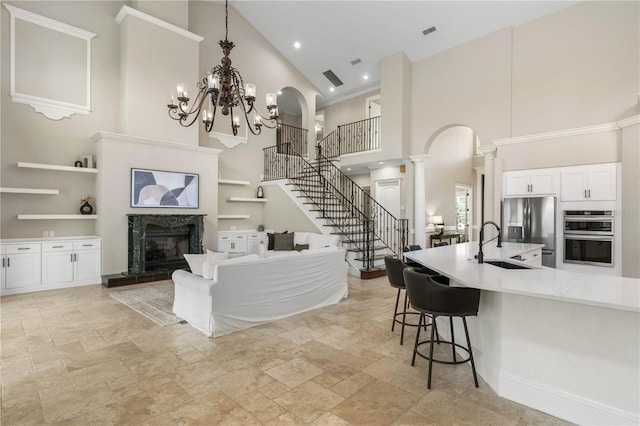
xmin=493 ymin=115 xmax=640 ymax=146
xmin=208 ymin=129 xmax=248 ymax=149
xmin=91 ymin=131 xmax=222 ymax=155
xmin=115 ymin=5 xmax=203 ymax=42
xmin=617 ymin=114 xmax=640 ymax=128
xmin=477 ymin=145 xmax=497 ymax=156
xmin=5 ymin=4 xmax=95 ymax=120
xmin=409 ymin=154 xmax=431 ymax=163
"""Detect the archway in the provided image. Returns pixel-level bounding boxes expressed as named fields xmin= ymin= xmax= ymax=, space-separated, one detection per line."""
xmin=277 ymin=87 xmax=309 ymax=156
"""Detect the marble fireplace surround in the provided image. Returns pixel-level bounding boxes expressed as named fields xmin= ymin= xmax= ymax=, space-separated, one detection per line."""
xmin=127 ymin=214 xmax=206 ymax=274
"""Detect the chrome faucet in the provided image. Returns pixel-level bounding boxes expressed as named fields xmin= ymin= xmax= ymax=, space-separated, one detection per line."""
xmin=477 ymin=221 xmax=502 ymax=264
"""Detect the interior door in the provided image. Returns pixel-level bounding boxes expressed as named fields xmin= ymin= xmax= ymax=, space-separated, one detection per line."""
xmin=375 ymin=179 xmax=401 ymax=218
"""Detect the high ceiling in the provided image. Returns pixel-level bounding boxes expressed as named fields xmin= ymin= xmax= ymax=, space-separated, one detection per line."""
xmin=233 ymin=1 xmax=579 ymax=108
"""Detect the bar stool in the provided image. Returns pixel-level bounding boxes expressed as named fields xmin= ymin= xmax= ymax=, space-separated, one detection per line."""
xmin=403 ymin=267 xmax=481 ymax=389
xmin=384 ymin=256 xmax=429 ymax=345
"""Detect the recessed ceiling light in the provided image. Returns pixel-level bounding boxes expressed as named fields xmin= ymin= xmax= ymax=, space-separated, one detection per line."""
xmin=363 ymin=74 xmax=369 ymax=80
xmin=329 ymin=87 xmax=335 ymax=92
xmin=378 ymin=161 xmax=384 ymax=165
xmin=293 ymin=41 xmax=301 ymax=49
xmin=347 ymin=168 xmax=352 ymax=171
xmin=277 ymin=90 xmax=282 ymax=95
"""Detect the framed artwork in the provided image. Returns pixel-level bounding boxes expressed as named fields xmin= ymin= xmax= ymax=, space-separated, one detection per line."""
xmin=131 ymin=168 xmax=199 ymax=208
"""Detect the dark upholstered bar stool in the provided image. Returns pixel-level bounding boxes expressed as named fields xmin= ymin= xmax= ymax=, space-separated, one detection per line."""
xmin=384 ymin=256 xmax=431 ymax=345
xmin=403 ymin=267 xmax=481 ymax=389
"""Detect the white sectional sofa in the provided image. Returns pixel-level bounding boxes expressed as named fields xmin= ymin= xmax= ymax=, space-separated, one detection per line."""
xmin=172 ymin=246 xmax=348 ymax=337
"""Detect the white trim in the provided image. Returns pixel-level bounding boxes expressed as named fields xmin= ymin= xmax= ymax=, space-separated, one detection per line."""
xmin=499 ymin=372 xmax=639 ymax=425
xmin=209 ymin=128 xmax=249 ymax=149
xmin=340 ymin=148 xmax=382 ymax=159
xmin=4 ymin=4 xmax=96 ymax=120
xmin=18 ymin=215 xmax=98 ymax=220
xmin=0 ymin=188 xmax=59 ymax=195
xmin=617 ymin=114 xmax=640 ymax=128
xmin=17 ymin=162 xmax=98 ymax=173
xmin=91 ymin=131 xmax=223 ymax=155
xmin=493 ymin=116 xmax=640 ymax=146
xmin=217 ymin=215 xmax=250 ymax=219
xmin=227 ymin=197 xmax=268 ymax=203
xmin=218 ymin=179 xmax=250 ymax=186
xmin=115 ymin=5 xmax=203 ymax=42
xmin=477 ymin=145 xmax=497 ymax=156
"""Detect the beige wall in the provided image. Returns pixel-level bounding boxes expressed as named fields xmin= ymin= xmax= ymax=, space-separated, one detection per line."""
xmin=321 ymin=89 xmax=379 ymax=134
xmin=262 ymin=184 xmax=319 ymax=234
xmin=621 ymin=123 xmax=640 ymax=278
xmin=1 ymin=1 xmax=123 ymax=239
xmin=132 ymin=0 xmax=189 ymax=29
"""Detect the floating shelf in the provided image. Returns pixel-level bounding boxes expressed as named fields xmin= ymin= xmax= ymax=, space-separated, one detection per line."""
xmin=17 ymin=162 xmax=98 ymax=174
xmin=1 ymin=187 xmax=59 ymax=195
xmin=227 ymin=197 xmax=268 ymax=203
xmin=218 ymin=178 xmax=250 ymax=186
xmin=218 ymin=215 xmax=250 ymax=219
xmin=18 ymin=214 xmax=98 ymax=220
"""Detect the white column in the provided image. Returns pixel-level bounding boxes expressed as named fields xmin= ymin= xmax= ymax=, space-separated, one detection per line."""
xmin=409 ymin=154 xmax=429 ymax=248
xmin=478 ymin=145 xmax=497 ymax=239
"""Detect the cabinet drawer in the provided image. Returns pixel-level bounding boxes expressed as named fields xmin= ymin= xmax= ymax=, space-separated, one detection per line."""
xmin=42 ymin=242 xmax=73 ymax=252
xmin=5 ymin=243 xmax=41 ymax=255
xmin=73 ymin=240 xmax=101 ymax=250
xmin=219 ymin=235 xmax=245 ymax=241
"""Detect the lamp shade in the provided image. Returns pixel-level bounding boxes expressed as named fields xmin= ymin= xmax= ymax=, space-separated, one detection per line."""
xmin=429 ymin=215 xmax=443 ymax=225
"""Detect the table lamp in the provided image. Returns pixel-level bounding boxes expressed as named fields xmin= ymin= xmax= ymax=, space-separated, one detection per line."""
xmin=429 ymin=215 xmax=444 ymax=235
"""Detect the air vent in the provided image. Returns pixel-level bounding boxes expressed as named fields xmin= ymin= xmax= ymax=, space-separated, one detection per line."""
xmin=350 ymin=58 xmax=362 ymax=66
xmin=322 ymin=70 xmax=344 ymax=87
xmin=422 ymin=26 xmax=437 ymax=36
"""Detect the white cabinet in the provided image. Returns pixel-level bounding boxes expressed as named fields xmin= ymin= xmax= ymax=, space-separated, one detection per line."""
xmin=218 ymin=233 xmax=247 ymax=254
xmin=560 ymin=164 xmax=616 ymax=201
xmin=247 ymin=232 xmax=268 ymax=255
xmin=1 ymin=237 xmax=101 ymax=295
xmin=41 ymin=239 xmax=101 ymax=285
xmin=512 ymin=247 xmax=542 ymax=267
xmin=504 ymin=169 xmax=558 ymax=197
xmin=217 ymin=231 xmax=268 ymax=255
xmin=1 ymin=243 xmax=41 ymax=289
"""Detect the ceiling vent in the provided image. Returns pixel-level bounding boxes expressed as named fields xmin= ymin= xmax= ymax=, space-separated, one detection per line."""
xmin=322 ymin=70 xmax=344 ymax=87
xmin=422 ymin=26 xmax=437 ymax=36
xmin=350 ymin=58 xmax=362 ymax=66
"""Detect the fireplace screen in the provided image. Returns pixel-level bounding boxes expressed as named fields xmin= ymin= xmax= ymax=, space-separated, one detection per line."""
xmin=144 ymin=225 xmax=190 ymax=271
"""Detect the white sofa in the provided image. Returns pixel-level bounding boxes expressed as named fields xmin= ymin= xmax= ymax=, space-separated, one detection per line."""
xmin=172 ymin=247 xmax=348 ymax=337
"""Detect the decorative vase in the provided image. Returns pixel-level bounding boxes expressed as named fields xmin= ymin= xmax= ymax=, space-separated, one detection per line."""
xmin=80 ymin=201 xmax=93 ymax=215
xmin=258 ymin=225 xmax=264 ymax=232
xmin=256 ymin=185 xmax=264 ymax=198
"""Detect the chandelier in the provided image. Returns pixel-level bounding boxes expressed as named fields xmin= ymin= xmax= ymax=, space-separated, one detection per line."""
xmin=167 ymin=0 xmax=278 ymax=136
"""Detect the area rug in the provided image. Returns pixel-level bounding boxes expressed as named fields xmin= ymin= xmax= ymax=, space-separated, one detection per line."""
xmin=108 ymin=280 xmax=181 ymax=326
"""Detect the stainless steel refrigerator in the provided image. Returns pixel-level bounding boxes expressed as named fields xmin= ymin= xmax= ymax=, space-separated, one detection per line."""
xmin=502 ymin=196 xmax=556 ymax=268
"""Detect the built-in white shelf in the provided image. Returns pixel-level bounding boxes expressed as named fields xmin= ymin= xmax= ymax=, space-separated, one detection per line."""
xmin=227 ymin=197 xmax=268 ymax=203
xmin=218 ymin=178 xmax=250 ymax=186
xmin=17 ymin=162 xmax=98 ymax=174
xmin=1 ymin=187 xmax=59 ymax=195
xmin=18 ymin=214 xmax=98 ymax=220
xmin=218 ymin=214 xmax=250 ymax=219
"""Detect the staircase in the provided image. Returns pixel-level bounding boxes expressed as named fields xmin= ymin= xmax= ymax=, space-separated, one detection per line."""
xmin=263 ymin=141 xmax=408 ymax=277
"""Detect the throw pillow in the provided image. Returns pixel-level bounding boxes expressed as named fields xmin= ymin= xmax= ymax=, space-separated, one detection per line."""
xmin=293 ymin=232 xmax=310 ymax=246
xmin=183 ymin=253 xmax=206 ymax=276
xmin=206 ymin=249 xmax=228 ymax=262
xmin=267 ymin=233 xmax=274 ymax=250
xmin=294 ymin=244 xmax=309 ymax=252
xmin=274 ymin=232 xmax=294 ymax=251
xmin=308 ymin=233 xmax=340 ymax=250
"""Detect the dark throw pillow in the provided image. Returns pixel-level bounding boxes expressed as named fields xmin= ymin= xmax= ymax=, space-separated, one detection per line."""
xmin=274 ymin=232 xmax=295 ymax=251
xmin=267 ymin=233 xmax=274 ymax=250
xmin=294 ymin=244 xmax=309 ymax=252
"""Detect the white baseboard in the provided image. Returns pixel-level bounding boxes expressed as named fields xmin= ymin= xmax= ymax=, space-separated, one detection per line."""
xmin=499 ymin=372 xmax=639 ymax=425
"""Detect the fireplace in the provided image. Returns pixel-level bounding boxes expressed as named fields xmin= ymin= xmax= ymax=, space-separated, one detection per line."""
xmin=127 ymin=214 xmax=205 ymax=274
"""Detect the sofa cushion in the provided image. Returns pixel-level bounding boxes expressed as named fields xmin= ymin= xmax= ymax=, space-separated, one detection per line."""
xmin=183 ymin=253 xmax=205 ymax=276
xmin=274 ymin=232 xmax=295 ymax=251
xmin=308 ymin=233 xmax=341 ymax=250
xmin=293 ymin=232 xmax=311 ymax=246
xmin=267 ymin=230 xmax=288 ymax=250
xmin=294 ymin=244 xmax=309 ymax=252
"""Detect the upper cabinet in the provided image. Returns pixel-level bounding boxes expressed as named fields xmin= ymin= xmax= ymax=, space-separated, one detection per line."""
xmin=560 ymin=164 xmax=617 ymax=201
xmin=504 ymin=168 xmax=559 ymax=197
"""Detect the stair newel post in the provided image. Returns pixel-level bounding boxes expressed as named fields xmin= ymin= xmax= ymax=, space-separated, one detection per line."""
xmin=399 ymin=219 xmax=409 ymax=258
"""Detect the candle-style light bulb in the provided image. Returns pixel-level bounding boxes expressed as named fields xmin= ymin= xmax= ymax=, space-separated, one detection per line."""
xmin=233 ymin=116 xmax=240 ymax=128
xmin=254 ymin=114 xmax=262 ymax=126
xmin=265 ymin=93 xmax=277 ymax=108
xmin=177 ymin=83 xmax=185 ymax=97
xmin=245 ymin=83 xmax=256 ymax=99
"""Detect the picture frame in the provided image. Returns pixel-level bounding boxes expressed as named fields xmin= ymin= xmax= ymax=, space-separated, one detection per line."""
xmin=131 ymin=168 xmax=199 ymax=208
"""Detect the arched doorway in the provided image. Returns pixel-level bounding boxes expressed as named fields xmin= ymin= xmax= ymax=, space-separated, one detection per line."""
xmin=277 ymin=87 xmax=308 ymax=156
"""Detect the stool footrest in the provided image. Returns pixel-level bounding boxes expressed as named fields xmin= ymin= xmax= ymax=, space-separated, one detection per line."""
xmin=414 ymin=339 xmax=472 ymax=365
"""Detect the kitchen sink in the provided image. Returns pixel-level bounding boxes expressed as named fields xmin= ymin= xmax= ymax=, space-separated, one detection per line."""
xmin=484 ymin=260 xmax=535 ymax=270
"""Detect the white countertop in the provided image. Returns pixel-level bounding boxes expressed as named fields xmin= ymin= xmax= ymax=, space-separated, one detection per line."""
xmin=1 ymin=236 xmax=101 ymax=243
xmin=404 ymin=242 xmax=640 ymax=312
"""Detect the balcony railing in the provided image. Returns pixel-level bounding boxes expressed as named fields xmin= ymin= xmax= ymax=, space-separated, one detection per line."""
xmin=277 ymin=123 xmax=308 ymax=157
xmin=317 ymin=116 xmax=380 ymax=159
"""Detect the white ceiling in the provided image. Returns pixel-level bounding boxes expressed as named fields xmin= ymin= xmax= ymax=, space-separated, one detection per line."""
xmin=233 ymin=1 xmax=579 ymax=108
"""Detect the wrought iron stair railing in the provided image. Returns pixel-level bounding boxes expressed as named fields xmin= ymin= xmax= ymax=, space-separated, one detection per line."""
xmin=263 ymin=142 xmax=408 ymax=270
xmin=317 ymin=116 xmax=380 ymax=159
xmin=276 ymin=123 xmax=308 ymax=157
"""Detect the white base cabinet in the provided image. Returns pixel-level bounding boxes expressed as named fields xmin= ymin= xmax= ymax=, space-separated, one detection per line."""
xmin=1 ymin=237 xmax=101 ymax=295
xmin=218 ymin=230 xmax=268 ymax=256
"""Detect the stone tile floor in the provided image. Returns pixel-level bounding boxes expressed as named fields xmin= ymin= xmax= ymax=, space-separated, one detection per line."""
xmin=0 ymin=275 xmax=573 ymax=425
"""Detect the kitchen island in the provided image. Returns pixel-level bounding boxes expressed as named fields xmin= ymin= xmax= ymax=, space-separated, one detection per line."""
xmin=405 ymin=242 xmax=639 ymax=425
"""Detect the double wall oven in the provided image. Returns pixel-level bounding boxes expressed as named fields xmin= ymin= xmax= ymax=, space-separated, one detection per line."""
xmin=563 ymin=210 xmax=614 ymax=267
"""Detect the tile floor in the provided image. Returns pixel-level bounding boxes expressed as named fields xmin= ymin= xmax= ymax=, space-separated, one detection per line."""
xmin=1 ymin=275 xmax=572 ymax=425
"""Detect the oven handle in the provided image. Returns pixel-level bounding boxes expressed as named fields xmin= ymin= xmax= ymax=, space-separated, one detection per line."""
xmin=564 ymin=234 xmax=613 ymax=241
xmin=564 ymin=216 xmax=614 ymax=222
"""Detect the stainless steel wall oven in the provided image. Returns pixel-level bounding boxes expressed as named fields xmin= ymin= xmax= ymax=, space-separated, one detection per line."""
xmin=563 ymin=210 xmax=614 ymax=267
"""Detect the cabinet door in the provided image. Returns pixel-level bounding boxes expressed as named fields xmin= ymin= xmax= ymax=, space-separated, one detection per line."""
xmin=560 ymin=168 xmax=588 ymax=201
xmin=529 ymin=170 xmax=558 ymax=195
xmin=587 ymin=164 xmax=616 ymax=201
xmin=6 ymin=253 xmax=42 ymax=288
xmin=74 ymin=249 xmax=101 ymax=282
xmin=504 ymin=171 xmax=531 ymax=196
xmin=42 ymin=251 xmax=74 ymax=285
